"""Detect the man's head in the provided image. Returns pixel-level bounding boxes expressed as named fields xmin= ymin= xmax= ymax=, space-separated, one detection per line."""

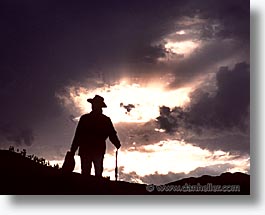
xmin=87 ymin=95 xmax=107 ymax=111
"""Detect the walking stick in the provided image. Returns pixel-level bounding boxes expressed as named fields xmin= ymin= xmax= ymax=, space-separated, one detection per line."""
xmin=115 ymin=149 xmax=118 ymax=181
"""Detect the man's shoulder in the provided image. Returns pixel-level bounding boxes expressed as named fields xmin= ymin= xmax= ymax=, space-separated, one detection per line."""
xmin=80 ymin=113 xmax=90 ymax=117
xmin=100 ymin=114 xmax=111 ymax=121
xmin=80 ymin=113 xmax=110 ymax=120
xmin=79 ymin=113 xmax=91 ymax=120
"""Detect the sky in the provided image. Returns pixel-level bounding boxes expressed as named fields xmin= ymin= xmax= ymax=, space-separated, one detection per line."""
xmin=0 ymin=0 xmax=250 ymax=185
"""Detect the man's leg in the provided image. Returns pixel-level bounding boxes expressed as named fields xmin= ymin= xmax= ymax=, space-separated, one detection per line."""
xmin=80 ymin=155 xmax=92 ymax=176
xmin=93 ymin=153 xmax=104 ymax=177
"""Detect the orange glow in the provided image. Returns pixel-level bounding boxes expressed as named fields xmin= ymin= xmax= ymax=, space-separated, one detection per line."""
xmin=164 ymin=40 xmax=200 ymax=56
xmin=175 ymin=30 xmax=186 ymax=35
xmin=64 ymin=81 xmax=192 ymax=123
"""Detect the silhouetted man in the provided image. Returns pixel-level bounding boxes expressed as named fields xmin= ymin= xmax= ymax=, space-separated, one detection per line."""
xmin=70 ymin=95 xmax=121 ymax=177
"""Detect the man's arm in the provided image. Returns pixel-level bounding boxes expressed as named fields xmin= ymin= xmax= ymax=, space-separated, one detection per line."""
xmin=70 ymin=116 xmax=83 ymax=153
xmin=108 ymin=118 xmax=121 ymax=149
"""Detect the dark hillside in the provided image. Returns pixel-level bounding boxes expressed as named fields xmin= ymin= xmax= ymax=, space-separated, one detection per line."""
xmin=0 ymin=150 xmax=249 ymax=195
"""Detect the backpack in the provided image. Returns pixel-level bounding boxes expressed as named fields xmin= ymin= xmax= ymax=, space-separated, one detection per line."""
xmin=61 ymin=151 xmax=75 ymax=173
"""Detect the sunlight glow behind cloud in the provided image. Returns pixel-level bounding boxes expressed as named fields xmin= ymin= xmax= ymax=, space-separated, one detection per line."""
xmin=112 ymin=140 xmax=249 ymax=178
xmin=49 ymin=139 xmax=249 ymax=184
xmin=59 ymin=81 xmax=192 ymax=123
xmin=164 ymin=40 xmax=200 ymax=56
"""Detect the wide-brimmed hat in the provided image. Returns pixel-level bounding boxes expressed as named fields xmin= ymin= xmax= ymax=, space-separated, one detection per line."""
xmin=87 ymin=95 xmax=107 ymax=108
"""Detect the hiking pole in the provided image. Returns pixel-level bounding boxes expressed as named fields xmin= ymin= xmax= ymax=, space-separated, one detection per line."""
xmin=115 ymin=149 xmax=118 ymax=181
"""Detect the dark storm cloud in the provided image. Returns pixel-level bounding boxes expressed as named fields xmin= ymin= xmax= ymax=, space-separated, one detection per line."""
xmin=192 ymin=0 xmax=250 ymax=41
xmin=0 ymin=124 xmax=34 ymax=146
xmin=112 ymin=121 xmax=165 ymax=150
xmin=120 ymin=103 xmax=135 ymax=114
xmin=186 ymin=133 xmax=250 ymax=153
xmin=168 ymin=40 xmax=245 ymax=87
xmin=118 ymin=166 xmax=141 ymax=184
xmin=162 ymin=0 xmax=250 ymax=88
xmin=156 ymin=62 xmax=250 ymax=152
xmin=167 ymin=0 xmax=249 ymax=43
xmin=0 ymin=0 xmax=186 ymax=144
xmin=157 ymin=62 xmax=250 ymax=131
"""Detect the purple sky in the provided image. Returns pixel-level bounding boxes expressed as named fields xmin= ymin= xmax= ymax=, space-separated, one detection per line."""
xmin=0 ymin=0 xmax=250 ymax=184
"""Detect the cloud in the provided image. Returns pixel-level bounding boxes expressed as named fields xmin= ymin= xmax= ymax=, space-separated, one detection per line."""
xmin=189 ymin=62 xmax=249 ymax=130
xmin=120 ymin=103 xmax=136 ymax=114
xmin=156 ymin=62 xmax=250 ymax=153
xmin=119 ymin=163 xmax=244 ymax=185
xmin=157 ymin=62 xmax=249 ymax=131
xmin=0 ymin=124 xmax=34 ymax=146
xmin=118 ymin=166 xmax=143 ymax=184
xmin=168 ymin=40 xmax=245 ymax=87
xmin=194 ymin=0 xmax=250 ymax=41
xmin=186 ymin=133 xmax=250 ymax=154
xmin=152 ymin=0 xmax=249 ymax=88
xmin=112 ymin=120 xmax=171 ymax=151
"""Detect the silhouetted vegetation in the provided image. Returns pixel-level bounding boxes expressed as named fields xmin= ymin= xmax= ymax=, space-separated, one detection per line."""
xmin=8 ymin=146 xmax=58 ymax=169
